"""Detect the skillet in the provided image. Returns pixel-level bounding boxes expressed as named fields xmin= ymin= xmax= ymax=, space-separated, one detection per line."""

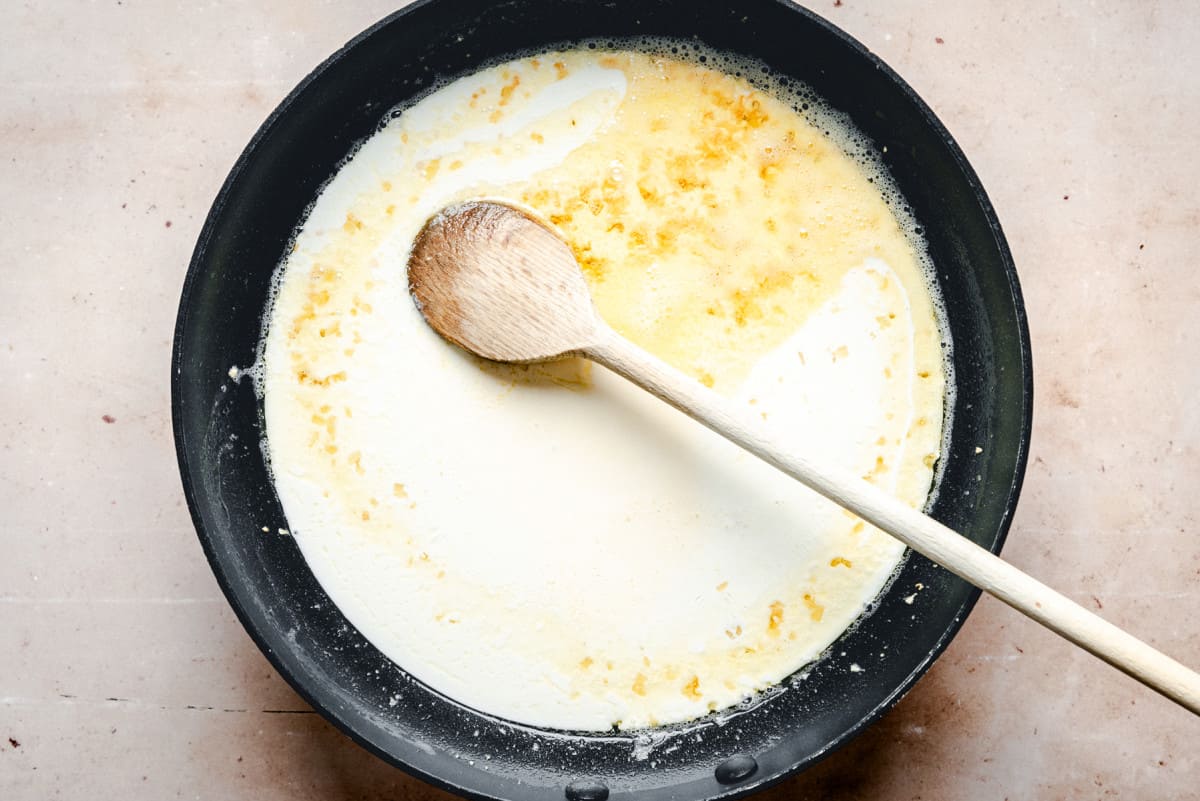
xmin=171 ymin=1 xmax=1033 ymax=798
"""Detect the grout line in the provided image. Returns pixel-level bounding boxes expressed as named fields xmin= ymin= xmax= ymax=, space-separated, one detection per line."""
xmin=2 ymin=695 xmax=308 ymax=715
xmin=0 ymin=597 xmax=224 ymax=604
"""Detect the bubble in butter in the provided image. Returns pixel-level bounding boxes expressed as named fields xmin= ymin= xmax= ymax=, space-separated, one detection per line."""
xmin=261 ymin=43 xmax=952 ymax=731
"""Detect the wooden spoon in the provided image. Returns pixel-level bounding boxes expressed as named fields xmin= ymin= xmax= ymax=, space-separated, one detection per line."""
xmin=408 ymin=199 xmax=1200 ymax=716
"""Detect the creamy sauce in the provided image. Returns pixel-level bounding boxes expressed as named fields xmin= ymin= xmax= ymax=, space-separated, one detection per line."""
xmin=261 ymin=47 xmax=949 ymax=731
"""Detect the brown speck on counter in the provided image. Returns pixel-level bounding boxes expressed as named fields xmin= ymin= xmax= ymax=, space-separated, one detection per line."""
xmin=164 ymin=220 xmax=172 ymax=228
xmin=8 ymin=737 xmax=19 ymax=748
xmin=1092 ymin=595 xmax=1103 ymax=609
xmin=1063 ymin=194 xmax=1070 ymax=200
xmin=935 ymin=37 xmax=945 ymax=44
xmin=101 ymin=414 xmax=116 ymax=424
xmin=1052 ymin=380 xmax=1081 ymax=409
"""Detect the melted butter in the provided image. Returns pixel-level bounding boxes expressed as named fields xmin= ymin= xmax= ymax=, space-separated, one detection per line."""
xmin=262 ymin=47 xmax=948 ymax=731
xmin=518 ymin=53 xmax=933 ymax=391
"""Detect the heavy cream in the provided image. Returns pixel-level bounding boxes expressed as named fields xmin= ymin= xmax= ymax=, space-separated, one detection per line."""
xmin=261 ymin=46 xmax=949 ymax=731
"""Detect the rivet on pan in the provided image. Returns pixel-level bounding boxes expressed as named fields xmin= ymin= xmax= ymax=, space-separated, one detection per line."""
xmin=564 ymin=780 xmax=609 ymax=801
xmin=714 ymin=754 xmax=758 ymax=784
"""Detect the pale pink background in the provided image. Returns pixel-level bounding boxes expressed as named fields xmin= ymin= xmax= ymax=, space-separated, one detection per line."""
xmin=2 ymin=1 xmax=1197 ymax=798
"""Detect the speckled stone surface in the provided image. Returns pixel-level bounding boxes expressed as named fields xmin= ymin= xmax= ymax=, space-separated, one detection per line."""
xmin=2 ymin=1 xmax=1197 ymax=798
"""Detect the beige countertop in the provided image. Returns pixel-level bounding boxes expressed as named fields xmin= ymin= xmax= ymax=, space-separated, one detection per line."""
xmin=2 ymin=1 xmax=1197 ymax=798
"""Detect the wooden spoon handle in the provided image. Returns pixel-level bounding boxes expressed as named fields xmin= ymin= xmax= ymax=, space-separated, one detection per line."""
xmin=586 ymin=324 xmax=1200 ymax=716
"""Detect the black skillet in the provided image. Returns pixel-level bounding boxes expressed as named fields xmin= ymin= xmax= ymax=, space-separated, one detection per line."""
xmin=172 ymin=1 xmax=1033 ymax=798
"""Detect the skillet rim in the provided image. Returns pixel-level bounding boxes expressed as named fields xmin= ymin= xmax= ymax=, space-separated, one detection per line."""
xmin=171 ymin=1 xmax=1034 ymax=797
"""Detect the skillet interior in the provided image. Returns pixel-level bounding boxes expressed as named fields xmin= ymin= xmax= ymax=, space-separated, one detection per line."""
xmin=172 ymin=1 xmax=1032 ymax=799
